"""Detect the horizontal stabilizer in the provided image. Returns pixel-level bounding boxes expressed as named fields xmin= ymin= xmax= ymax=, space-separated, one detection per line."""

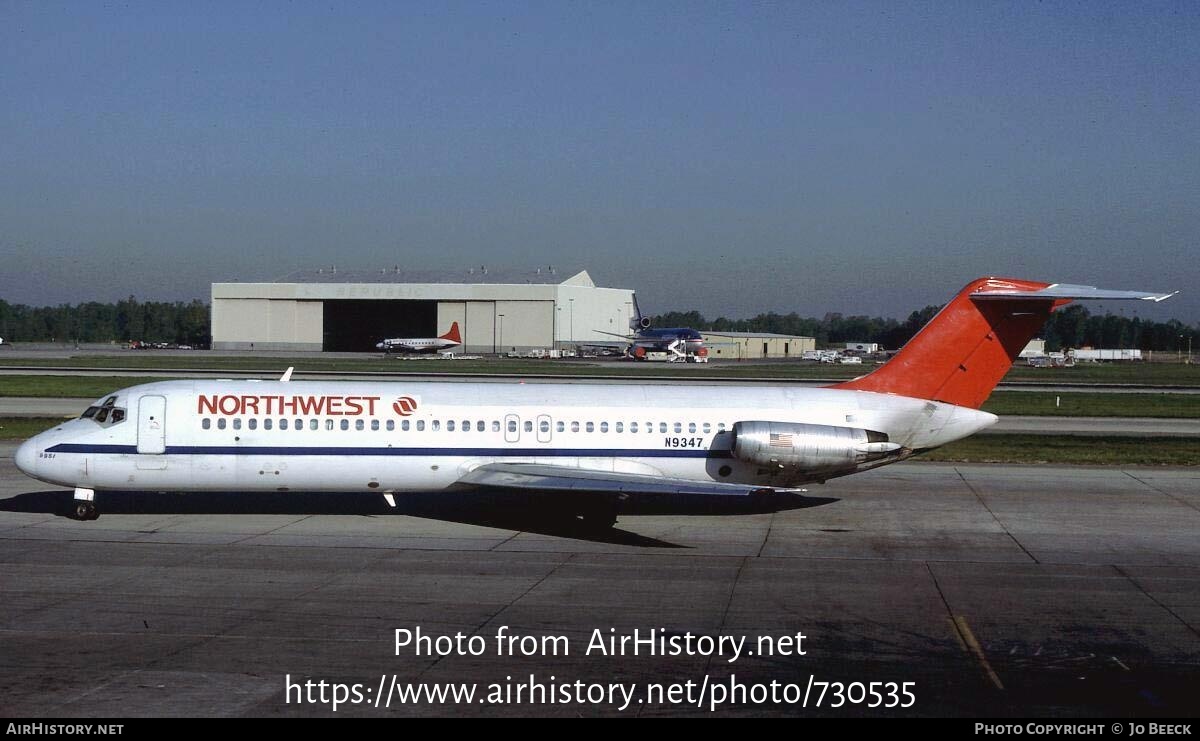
xmin=459 ymin=462 xmax=783 ymax=497
xmin=970 ymin=281 xmax=1177 ymax=303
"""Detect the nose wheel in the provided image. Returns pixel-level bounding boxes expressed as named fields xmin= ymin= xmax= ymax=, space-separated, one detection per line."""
xmin=72 ymin=487 xmax=98 ymax=520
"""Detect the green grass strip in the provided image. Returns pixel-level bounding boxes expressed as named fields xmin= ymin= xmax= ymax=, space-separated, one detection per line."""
xmin=920 ymin=434 xmax=1200 ymax=466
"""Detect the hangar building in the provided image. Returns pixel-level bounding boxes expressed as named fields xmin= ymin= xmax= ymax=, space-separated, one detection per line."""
xmin=211 ymin=268 xmax=636 ymax=353
xmin=701 ymin=331 xmax=816 ymax=360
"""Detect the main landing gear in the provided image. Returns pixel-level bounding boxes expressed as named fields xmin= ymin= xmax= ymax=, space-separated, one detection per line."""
xmin=574 ymin=502 xmax=619 ymax=531
xmin=71 ymin=487 xmax=98 ymax=521
xmin=575 ymin=511 xmax=618 ymax=530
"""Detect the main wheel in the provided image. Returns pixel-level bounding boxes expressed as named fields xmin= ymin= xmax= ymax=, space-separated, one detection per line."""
xmin=576 ymin=510 xmax=617 ymax=530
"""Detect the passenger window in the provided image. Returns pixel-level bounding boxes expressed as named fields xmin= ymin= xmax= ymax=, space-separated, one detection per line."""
xmin=462 ymin=419 xmax=470 ymax=431
xmin=386 ymin=420 xmax=395 ymax=431
xmin=326 ymin=419 xmax=334 ymax=430
xmin=600 ymin=422 xmax=609 ymax=433
xmin=688 ymin=422 xmax=696 ymax=433
xmin=216 ymin=418 xmax=226 ymax=430
xmin=703 ymin=422 xmax=711 ymax=433
xmin=571 ymin=421 xmax=580 ymax=433
xmin=447 ymin=420 xmax=456 ymax=432
xmin=539 ymin=420 xmax=550 ymax=433
xmin=369 ymin=420 xmax=378 ymax=431
xmin=417 ymin=420 xmax=426 ymax=431
xmin=402 ymin=420 xmax=410 ymax=431
xmin=295 ymin=418 xmax=302 ymax=431
xmin=233 ymin=418 xmax=242 ymax=430
xmin=202 ymin=418 xmax=211 ymax=430
xmin=491 ymin=420 xmax=500 ymax=432
xmin=249 ymin=419 xmax=258 ymax=430
xmin=674 ymin=422 xmax=682 ymax=433
xmin=311 ymin=419 xmax=319 ymax=430
xmin=432 ymin=420 xmax=440 ymax=431
xmin=356 ymin=419 xmax=366 ymax=431
xmin=659 ymin=422 xmax=667 ymax=433
xmin=507 ymin=420 xmax=517 ymax=433
xmin=556 ymin=421 xmax=564 ymax=432
xmin=264 ymin=419 xmax=273 ymax=430
xmin=280 ymin=419 xmax=288 ymax=430
xmin=523 ymin=421 xmax=533 ymax=432
xmin=615 ymin=422 xmax=623 ymax=433
xmin=586 ymin=422 xmax=594 ymax=433
xmin=717 ymin=422 xmax=726 ymax=432
xmin=477 ymin=421 xmax=485 ymax=432
xmin=630 ymin=422 xmax=638 ymax=433
xmin=340 ymin=419 xmax=349 ymax=431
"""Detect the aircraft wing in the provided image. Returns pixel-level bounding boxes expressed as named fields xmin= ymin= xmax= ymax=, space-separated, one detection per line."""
xmin=970 ymin=282 xmax=1178 ymax=302
xmin=457 ymin=462 xmax=782 ymax=497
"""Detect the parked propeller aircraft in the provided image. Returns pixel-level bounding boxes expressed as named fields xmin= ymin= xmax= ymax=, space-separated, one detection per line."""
xmin=375 ymin=322 xmax=462 ymax=354
xmin=15 ymin=278 xmax=1175 ymax=526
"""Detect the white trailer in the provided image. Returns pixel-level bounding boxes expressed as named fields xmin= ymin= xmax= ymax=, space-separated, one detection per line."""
xmin=1070 ymin=348 xmax=1143 ymax=362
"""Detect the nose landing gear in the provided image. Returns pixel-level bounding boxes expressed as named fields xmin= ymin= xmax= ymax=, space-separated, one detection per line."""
xmin=71 ymin=487 xmax=99 ymax=521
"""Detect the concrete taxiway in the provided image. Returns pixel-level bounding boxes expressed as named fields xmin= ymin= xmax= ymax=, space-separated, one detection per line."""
xmin=0 ymin=443 xmax=1196 ymax=717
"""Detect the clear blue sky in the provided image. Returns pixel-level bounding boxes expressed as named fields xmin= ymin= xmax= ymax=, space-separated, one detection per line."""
xmin=2 ymin=1 xmax=1197 ymax=323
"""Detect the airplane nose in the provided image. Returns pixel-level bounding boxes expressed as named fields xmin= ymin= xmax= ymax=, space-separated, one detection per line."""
xmin=14 ymin=437 xmax=38 ymax=477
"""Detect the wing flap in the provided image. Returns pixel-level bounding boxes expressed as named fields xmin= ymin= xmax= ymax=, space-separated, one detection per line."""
xmin=458 ymin=462 xmax=780 ymax=497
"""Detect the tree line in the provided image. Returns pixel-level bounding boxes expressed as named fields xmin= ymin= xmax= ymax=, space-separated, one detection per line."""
xmin=0 ymin=296 xmax=1194 ymax=353
xmin=0 ymin=297 xmax=211 ymax=346
xmin=652 ymin=304 xmax=1198 ymax=353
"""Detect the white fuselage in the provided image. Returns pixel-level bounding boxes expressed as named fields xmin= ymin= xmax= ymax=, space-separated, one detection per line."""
xmin=376 ymin=337 xmax=459 ymax=352
xmin=15 ymin=379 xmax=996 ymax=494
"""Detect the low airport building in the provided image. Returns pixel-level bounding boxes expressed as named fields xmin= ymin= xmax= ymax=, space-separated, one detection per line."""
xmin=701 ymin=332 xmax=816 ymax=360
xmin=211 ymin=268 xmax=636 ymax=353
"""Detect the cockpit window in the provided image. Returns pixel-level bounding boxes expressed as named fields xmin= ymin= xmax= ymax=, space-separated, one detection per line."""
xmin=81 ymin=396 xmax=126 ymax=426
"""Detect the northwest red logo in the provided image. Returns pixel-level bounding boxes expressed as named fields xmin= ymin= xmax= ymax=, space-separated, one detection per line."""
xmin=392 ymin=396 xmax=418 ymax=416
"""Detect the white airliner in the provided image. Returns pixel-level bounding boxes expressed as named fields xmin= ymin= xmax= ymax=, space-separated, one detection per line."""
xmin=14 ymin=278 xmax=1175 ymax=525
xmin=375 ymin=322 xmax=462 ymax=353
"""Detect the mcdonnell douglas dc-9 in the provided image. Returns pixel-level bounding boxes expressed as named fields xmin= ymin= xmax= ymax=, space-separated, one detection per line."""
xmin=14 ymin=278 xmax=1175 ymax=525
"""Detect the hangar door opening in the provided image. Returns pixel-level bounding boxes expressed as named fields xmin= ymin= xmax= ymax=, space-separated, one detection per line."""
xmin=322 ymin=300 xmax=436 ymax=352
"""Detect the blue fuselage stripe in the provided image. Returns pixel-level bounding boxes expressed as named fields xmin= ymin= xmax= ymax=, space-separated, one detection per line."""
xmin=45 ymin=443 xmax=733 ymax=459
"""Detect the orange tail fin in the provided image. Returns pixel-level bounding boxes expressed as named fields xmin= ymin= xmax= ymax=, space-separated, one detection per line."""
xmin=832 ymin=278 xmax=1062 ymax=408
xmin=439 ymin=321 xmax=462 ymax=344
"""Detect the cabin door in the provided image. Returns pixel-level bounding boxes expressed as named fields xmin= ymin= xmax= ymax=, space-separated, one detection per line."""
xmin=137 ymin=395 xmax=167 ymax=455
